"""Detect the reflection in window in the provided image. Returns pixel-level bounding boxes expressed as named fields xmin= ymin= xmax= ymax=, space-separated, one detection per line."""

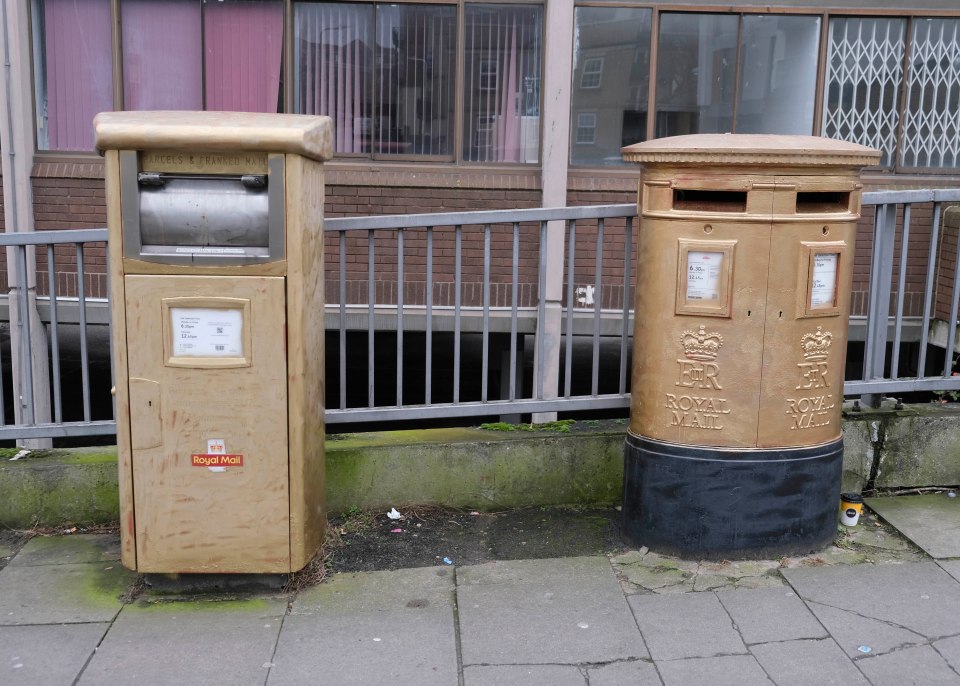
xmin=580 ymin=57 xmax=604 ymax=89
xmin=463 ymin=4 xmax=543 ymax=163
xmin=33 ymin=0 xmax=113 ymax=151
xmin=575 ymin=112 xmax=597 ymax=144
xmin=656 ymin=13 xmax=739 ymax=137
xmin=736 ymin=15 xmax=820 ymax=135
xmin=295 ymin=3 xmax=456 ymax=156
xmin=822 ymin=17 xmax=905 ymax=167
xmin=570 ymin=6 xmax=651 ymax=166
xmin=900 ymin=18 xmax=960 ymax=169
xmin=656 ymin=13 xmax=820 ymax=139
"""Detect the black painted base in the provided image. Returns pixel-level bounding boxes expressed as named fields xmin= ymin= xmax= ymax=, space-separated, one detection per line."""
xmin=622 ymin=433 xmax=843 ymax=560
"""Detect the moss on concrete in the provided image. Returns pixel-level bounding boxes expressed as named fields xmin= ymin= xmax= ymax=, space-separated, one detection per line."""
xmin=4 ymin=406 xmax=960 ymax=527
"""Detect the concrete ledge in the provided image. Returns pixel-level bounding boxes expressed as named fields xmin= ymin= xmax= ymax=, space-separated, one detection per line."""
xmin=1 ymin=406 xmax=958 ymax=527
xmin=326 ymin=426 xmax=623 ymax=512
xmin=0 ymin=448 xmax=120 ymax=527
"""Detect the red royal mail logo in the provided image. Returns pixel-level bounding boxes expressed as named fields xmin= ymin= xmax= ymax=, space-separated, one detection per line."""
xmin=191 ymin=453 xmax=244 ymax=467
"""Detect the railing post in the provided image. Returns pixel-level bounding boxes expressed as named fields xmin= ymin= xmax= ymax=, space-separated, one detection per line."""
xmin=0 ymin=3 xmax=51 ymax=446
xmin=533 ymin=0 xmax=574 ymax=422
xmin=862 ymin=202 xmax=897 ymax=408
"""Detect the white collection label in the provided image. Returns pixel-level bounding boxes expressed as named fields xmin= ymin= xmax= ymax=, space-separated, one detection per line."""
xmin=810 ymin=253 xmax=839 ymax=308
xmin=686 ymin=251 xmax=724 ymax=301
xmin=171 ymin=307 xmax=243 ymax=357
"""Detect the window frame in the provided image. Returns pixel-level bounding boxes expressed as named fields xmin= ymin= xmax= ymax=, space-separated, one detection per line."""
xmin=29 ymin=0 xmax=547 ymax=167
xmin=569 ymin=3 xmax=960 ymax=175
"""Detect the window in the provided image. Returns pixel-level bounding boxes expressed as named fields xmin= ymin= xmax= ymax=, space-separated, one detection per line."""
xmin=579 ymin=57 xmax=603 ymax=89
xmin=655 ymin=13 xmax=820 ymax=138
xmin=900 ymin=18 xmax=960 ymax=169
xmin=822 ymin=17 xmax=905 ymax=167
xmin=736 ymin=15 xmax=820 ymax=135
xmin=463 ymin=4 xmax=543 ymax=163
xmin=32 ymin=0 xmax=543 ymax=162
xmin=575 ymin=112 xmax=596 ymax=144
xmin=32 ymin=0 xmax=114 ymax=151
xmin=294 ymin=3 xmax=456 ymax=157
xmin=33 ymin=0 xmax=283 ymax=151
xmin=570 ymin=6 xmax=651 ymax=166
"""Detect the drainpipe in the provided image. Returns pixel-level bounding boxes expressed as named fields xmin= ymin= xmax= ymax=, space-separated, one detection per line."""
xmin=0 ymin=2 xmax=52 ymax=447
xmin=534 ymin=0 xmax=574 ymax=423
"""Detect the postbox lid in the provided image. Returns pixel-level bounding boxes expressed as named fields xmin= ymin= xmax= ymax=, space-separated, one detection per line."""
xmin=94 ymin=111 xmax=333 ymax=162
xmin=622 ymin=134 xmax=880 ymax=167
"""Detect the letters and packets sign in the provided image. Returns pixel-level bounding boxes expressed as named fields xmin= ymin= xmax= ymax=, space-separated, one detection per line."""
xmin=171 ymin=307 xmax=243 ymax=357
xmin=687 ymin=251 xmax=723 ymax=301
xmin=810 ymin=253 xmax=839 ymax=308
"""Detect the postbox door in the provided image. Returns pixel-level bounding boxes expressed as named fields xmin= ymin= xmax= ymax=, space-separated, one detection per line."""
xmin=123 ymin=274 xmax=290 ymax=573
xmin=757 ymin=216 xmax=855 ymax=448
xmin=631 ymin=218 xmax=772 ymax=448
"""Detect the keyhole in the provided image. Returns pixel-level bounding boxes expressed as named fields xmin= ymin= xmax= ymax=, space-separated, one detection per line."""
xmin=779 ymin=311 xmax=783 ymax=318
xmin=747 ymin=310 xmax=752 ymax=317
xmin=148 ymin=401 xmax=152 ymax=407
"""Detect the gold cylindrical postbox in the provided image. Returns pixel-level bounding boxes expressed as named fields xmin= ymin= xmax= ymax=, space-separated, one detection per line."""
xmin=621 ymin=134 xmax=879 ymax=558
xmin=96 ymin=112 xmax=331 ymax=575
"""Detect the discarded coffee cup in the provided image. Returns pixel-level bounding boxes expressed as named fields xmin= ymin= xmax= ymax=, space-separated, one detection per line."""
xmin=840 ymin=492 xmax=864 ymax=526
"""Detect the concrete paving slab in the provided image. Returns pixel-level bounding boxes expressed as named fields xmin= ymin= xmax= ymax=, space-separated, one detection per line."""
xmin=271 ymin=567 xmax=457 ymax=686
xmin=865 ymin=494 xmax=960 ymax=559
xmin=934 ymin=635 xmax=960 ymax=673
xmin=938 ymin=559 xmax=960 ymax=584
xmin=1 ymin=623 xmax=108 ymax=686
xmin=655 ymin=655 xmax=772 ymax=686
xmin=587 ymin=660 xmax=663 ymax=685
xmin=783 ymin=561 xmax=960 ymax=641
xmin=0 ymin=561 xmax=135 ymax=625
xmin=750 ymin=638 xmax=871 ymax=685
xmin=6 ymin=534 xmax=120 ymax=568
xmin=717 ymin=587 xmax=828 ymax=645
xmin=457 ymin=557 xmax=647 ymax=665
xmin=628 ymin=592 xmax=746 ymax=661
xmin=79 ymin=598 xmax=286 ymax=686
xmin=463 ymin=664 xmax=587 ymax=685
xmin=290 ymin=565 xmax=454 ymax=614
xmin=799 ymin=601 xmax=927 ymax=658
xmin=856 ymin=644 xmax=960 ymax=686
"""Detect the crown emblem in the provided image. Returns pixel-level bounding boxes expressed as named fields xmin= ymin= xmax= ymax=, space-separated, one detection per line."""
xmin=681 ymin=325 xmax=723 ymax=361
xmin=801 ymin=327 xmax=833 ymax=361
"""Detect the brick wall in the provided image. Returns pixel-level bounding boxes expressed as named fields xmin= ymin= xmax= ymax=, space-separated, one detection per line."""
xmin=324 ymin=184 xmax=543 ymax=308
xmin=31 ymin=169 xmax=109 ymax=299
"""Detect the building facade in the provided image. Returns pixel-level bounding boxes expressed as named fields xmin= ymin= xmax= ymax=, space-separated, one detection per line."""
xmin=2 ymin=0 xmax=960 ymax=311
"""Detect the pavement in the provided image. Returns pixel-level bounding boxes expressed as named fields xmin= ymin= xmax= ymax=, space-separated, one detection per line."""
xmin=2 ymin=496 xmax=960 ymax=685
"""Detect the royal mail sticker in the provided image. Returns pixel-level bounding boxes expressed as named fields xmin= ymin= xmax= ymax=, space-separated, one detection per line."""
xmin=171 ymin=307 xmax=243 ymax=357
xmin=191 ymin=453 xmax=244 ymax=468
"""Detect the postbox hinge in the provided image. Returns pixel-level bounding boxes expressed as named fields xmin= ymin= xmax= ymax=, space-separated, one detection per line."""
xmin=137 ymin=172 xmax=165 ymax=187
xmin=241 ymin=175 xmax=268 ymax=189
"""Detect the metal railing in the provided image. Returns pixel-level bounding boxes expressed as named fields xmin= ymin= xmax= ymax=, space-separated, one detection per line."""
xmin=0 ymin=189 xmax=958 ymax=439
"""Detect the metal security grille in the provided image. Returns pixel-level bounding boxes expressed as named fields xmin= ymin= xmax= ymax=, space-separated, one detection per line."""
xmin=822 ymin=18 xmax=905 ymax=168
xmin=901 ymin=19 xmax=960 ymax=169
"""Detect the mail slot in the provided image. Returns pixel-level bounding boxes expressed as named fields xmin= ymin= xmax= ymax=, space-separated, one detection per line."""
xmin=620 ymin=134 xmax=880 ymax=559
xmin=96 ymin=111 xmax=332 ymax=575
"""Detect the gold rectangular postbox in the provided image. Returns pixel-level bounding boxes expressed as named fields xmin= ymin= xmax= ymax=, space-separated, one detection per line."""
xmin=95 ymin=112 xmax=332 ymax=574
xmin=620 ymin=134 xmax=880 ymax=559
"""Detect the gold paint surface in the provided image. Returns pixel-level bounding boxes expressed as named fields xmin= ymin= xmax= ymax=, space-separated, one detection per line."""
xmin=94 ymin=111 xmax=333 ymax=162
xmin=140 ymin=150 xmax=268 ymax=175
xmin=628 ymin=139 xmax=872 ymax=449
